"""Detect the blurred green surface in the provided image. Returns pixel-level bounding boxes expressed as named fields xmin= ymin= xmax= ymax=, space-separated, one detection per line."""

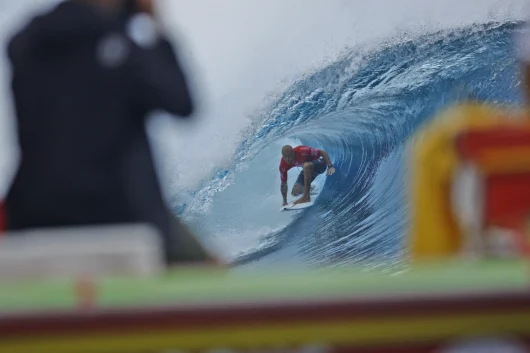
xmin=0 ymin=259 xmax=528 ymax=313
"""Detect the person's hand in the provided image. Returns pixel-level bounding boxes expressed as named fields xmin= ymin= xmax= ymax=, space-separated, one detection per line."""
xmin=327 ymin=166 xmax=336 ymax=176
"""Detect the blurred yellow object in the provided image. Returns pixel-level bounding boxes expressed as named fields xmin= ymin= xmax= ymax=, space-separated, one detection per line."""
xmin=408 ymin=102 xmax=530 ymax=261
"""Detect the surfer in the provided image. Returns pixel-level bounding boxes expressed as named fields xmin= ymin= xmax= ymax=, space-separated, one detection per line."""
xmin=280 ymin=145 xmax=335 ymax=206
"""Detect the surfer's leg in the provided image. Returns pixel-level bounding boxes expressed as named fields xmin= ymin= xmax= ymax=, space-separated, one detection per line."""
xmin=293 ymin=162 xmax=313 ymax=204
xmin=304 ymin=160 xmax=326 ymax=190
xmin=291 ymin=184 xmax=303 ymax=196
xmin=292 ymin=172 xmax=305 ymax=196
xmin=312 ymin=159 xmax=327 ymax=178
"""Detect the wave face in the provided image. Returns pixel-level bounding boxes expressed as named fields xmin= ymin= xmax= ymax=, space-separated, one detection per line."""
xmin=178 ymin=21 xmax=524 ymax=268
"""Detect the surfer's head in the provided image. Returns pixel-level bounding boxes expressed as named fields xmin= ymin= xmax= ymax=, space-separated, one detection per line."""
xmin=282 ymin=145 xmax=294 ymax=164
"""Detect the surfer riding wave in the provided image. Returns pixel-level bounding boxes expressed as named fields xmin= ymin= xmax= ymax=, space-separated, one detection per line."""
xmin=280 ymin=145 xmax=335 ymax=206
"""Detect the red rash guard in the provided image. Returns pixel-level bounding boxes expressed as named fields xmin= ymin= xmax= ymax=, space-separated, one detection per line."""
xmin=279 ymin=146 xmax=321 ymax=183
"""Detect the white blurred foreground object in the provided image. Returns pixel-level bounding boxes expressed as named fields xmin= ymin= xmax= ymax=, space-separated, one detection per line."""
xmin=0 ymin=224 xmax=164 ymax=280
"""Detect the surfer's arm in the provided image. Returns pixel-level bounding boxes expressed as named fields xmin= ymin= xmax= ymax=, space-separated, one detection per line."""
xmin=281 ymin=182 xmax=288 ymax=204
xmin=318 ymin=149 xmax=333 ymax=168
xmin=279 ymin=163 xmax=288 ymax=204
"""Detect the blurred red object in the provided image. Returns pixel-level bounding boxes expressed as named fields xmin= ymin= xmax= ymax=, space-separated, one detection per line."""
xmin=455 ymin=126 xmax=530 ymax=229
xmin=75 ymin=275 xmax=97 ymax=310
xmin=454 ymin=125 xmax=530 ymax=256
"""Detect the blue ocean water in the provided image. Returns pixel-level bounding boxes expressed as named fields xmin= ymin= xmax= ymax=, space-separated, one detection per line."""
xmin=178 ymin=21 xmax=524 ymax=269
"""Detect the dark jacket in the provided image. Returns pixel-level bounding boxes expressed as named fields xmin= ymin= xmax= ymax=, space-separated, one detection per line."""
xmin=4 ymin=1 xmax=194 ymax=257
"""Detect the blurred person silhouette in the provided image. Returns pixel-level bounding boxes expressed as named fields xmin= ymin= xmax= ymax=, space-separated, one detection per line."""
xmin=3 ymin=0 xmax=220 ymax=266
xmin=513 ymin=16 xmax=530 ymax=107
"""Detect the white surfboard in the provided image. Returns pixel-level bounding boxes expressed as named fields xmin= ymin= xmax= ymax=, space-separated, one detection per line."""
xmin=280 ymin=200 xmax=315 ymax=212
xmin=279 ymin=184 xmax=321 ymax=212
